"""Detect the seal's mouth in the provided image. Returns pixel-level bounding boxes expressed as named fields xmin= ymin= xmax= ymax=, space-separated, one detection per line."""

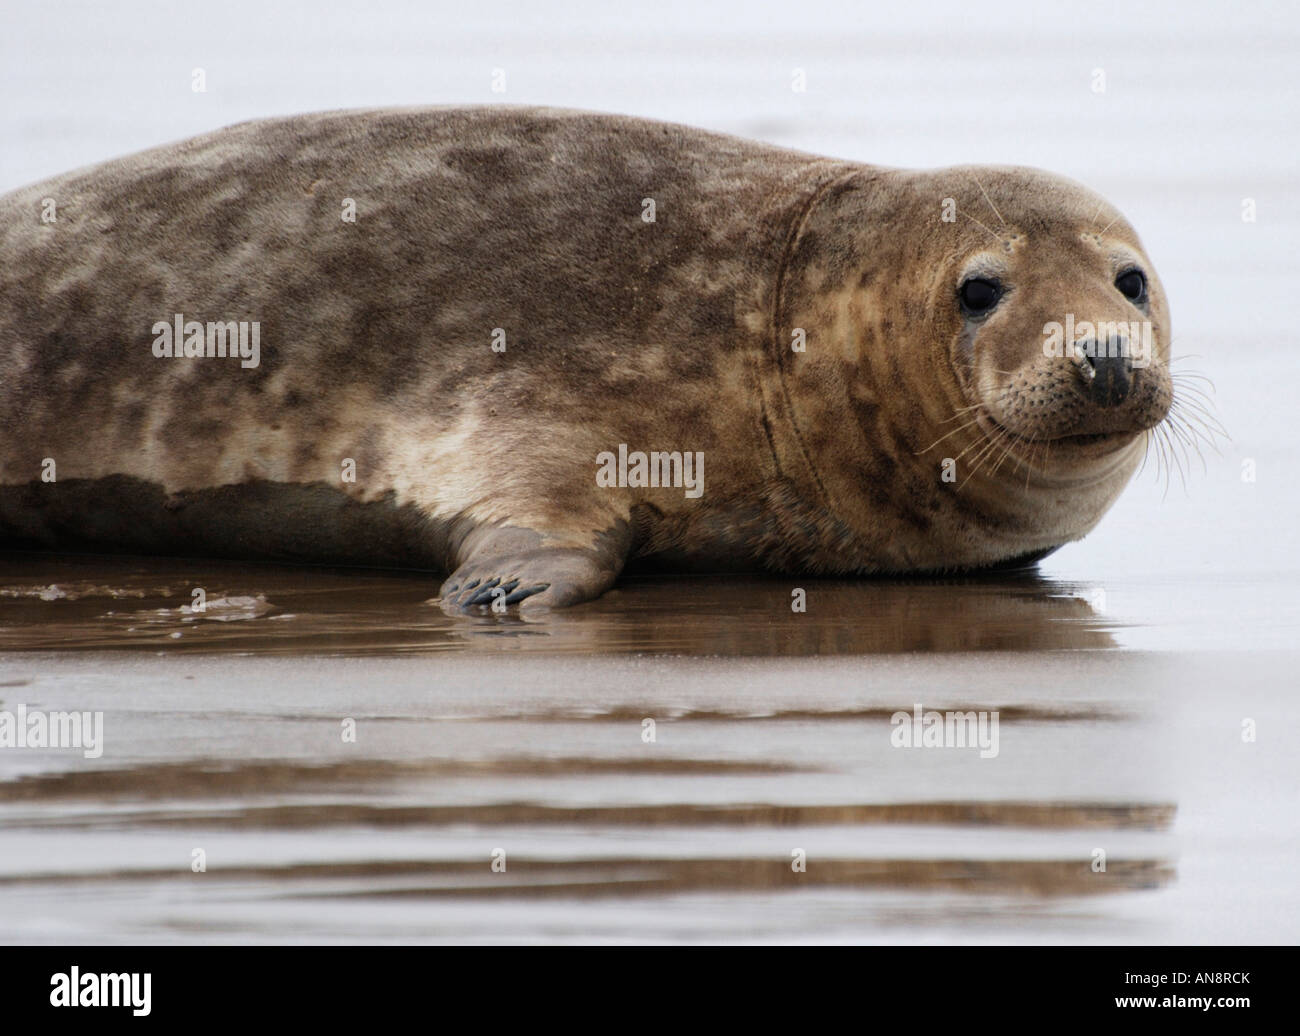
xmin=951 ymin=348 xmax=1170 ymax=471
xmin=975 ymin=409 xmax=1144 ymax=459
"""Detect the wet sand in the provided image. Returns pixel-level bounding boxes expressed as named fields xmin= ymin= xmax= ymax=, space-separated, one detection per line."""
xmin=0 ymin=561 xmax=1296 ymax=943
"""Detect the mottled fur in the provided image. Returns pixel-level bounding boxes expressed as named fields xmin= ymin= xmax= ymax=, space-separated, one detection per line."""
xmin=0 ymin=107 xmax=1170 ymax=610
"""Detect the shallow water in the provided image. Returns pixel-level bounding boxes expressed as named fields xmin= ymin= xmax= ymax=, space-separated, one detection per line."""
xmin=1 ymin=0 xmax=1298 ymax=943
xmin=0 ymin=553 xmax=1129 ymax=655
xmin=0 ymin=550 xmax=1296 ymax=943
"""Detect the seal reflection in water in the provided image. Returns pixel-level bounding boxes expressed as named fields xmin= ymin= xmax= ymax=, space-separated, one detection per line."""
xmin=0 ymin=107 xmax=1173 ymax=612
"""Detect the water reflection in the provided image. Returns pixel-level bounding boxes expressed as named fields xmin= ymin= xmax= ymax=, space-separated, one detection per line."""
xmin=0 ymin=753 xmax=1174 ymax=913
xmin=0 ymin=550 xmax=1173 ymax=942
xmin=0 ymin=551 xmax=1118 ymax=655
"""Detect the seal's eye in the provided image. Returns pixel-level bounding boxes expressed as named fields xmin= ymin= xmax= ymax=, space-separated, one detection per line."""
xmin=1115 ymin=268 xmax=1147 ymax=302
xmin=959 ymin=277 xmax=1002 ymax=316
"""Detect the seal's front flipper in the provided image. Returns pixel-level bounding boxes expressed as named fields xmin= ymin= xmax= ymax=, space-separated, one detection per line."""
xmin=438 ymin=523 xmax=630 ymax=614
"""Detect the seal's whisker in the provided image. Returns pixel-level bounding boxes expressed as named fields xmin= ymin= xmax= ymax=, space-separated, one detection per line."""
xmin=952 ymin=428 xmax=1000 ymax=464
xmin=970 ymin=173 xmax=1006 ymax=229
xmin=1149 ymin=426 xmax=1170 ymax=491
xmin=960 ymin=210 xmax=1004 ymax=245
xmin=915 ymin=417 xmax=982 ymax=455
xmin=1171 ymin=382 xmax=1225 ymax=418
xmin=1182 ymin=417 xmax=1228 ymax=452
xmin=1170 ymin=379 xmax=1220 ymax=407
xmin=1170 ymin=380 xmax=1223 ymax=417
xmin=1164 ymin=427 xmax=1181 ymax=495
xmin=984 ymin=428 xmax=1014 ymax=476
xmin=1171 ymin=403 xmax=1228 ymax=444
xmin=1028 ymin=437 xmax=1051 ymax=491
xmin=954 ymin=427 xmax=998 ymax=486
xmin=1164 ymin=423 xmax=1185 ymax=496
xmin=1164 ymin=360 xmax=1228 ymax=457
xmin=974 ymin=427 xmax=1008 ymax=476
xmin=1152 ymin=427 xmax=1172 ymax=494
xmin=988 ymin=442 xmax=1012 ymax=479
xmin=1174 ymin=399 xmax=1224 ymax=431
xmin=1151 ymin=424 xmax=1172 ymax=498
xmin=1168 ymin=391 xmax=1229 ymax=443
xmin=1021 ymin=439 xmax=1043 ymax=477
xmin=989 ymin=430 xmax=1025 ymax=479
xmin=960 ymin=426 xmax=1011 ymax=488
xmin=1136 ymin=428 xmax=1154 ymax=480
xmin=1170 ymin=368 xmax=1217 ymax=387
xmin=1161 ymin=421 xmax=1189 ymax=495
xmin=1170 ymin=421 xmax=1190 ymax=486
xmin=1166 ymin=411 xmax=1210 ymax=474
xmin=1169 ymin=399 xmax=1227 ymax=451
xmin=957 ymin=437 xmax=997 ymax=490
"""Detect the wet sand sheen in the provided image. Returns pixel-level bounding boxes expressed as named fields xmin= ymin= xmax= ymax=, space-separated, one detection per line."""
xmin=2 ymin=638 xmax=1291 ymax=942
xmin=0 ymin=551 xmax=1124 ymax=655
xmin=0 ymin=859 xmax=1174 ymax=900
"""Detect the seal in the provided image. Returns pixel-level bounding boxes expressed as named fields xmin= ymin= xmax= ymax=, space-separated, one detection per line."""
xmin=0 ymin=106 xmax=1173 ymax=611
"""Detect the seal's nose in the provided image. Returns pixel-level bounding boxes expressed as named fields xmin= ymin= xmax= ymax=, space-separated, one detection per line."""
xmin=1076 ymin=337 xmax=1133 ymax=406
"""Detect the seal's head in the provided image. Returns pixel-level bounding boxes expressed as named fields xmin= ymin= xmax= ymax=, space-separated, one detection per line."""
xmin=772 ymin=164 xmax=1177 ymax=570
xmin=941 ymin=166 xmax=1172 ymax=476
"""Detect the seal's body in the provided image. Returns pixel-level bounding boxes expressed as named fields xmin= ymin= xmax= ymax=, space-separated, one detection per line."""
xmin=0 ymin=107 xmax=1172 ymax=610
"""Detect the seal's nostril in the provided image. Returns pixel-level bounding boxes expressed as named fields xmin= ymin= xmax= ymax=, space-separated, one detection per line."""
xmin=1089 ymin=352 xmax=1132 ymax=406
